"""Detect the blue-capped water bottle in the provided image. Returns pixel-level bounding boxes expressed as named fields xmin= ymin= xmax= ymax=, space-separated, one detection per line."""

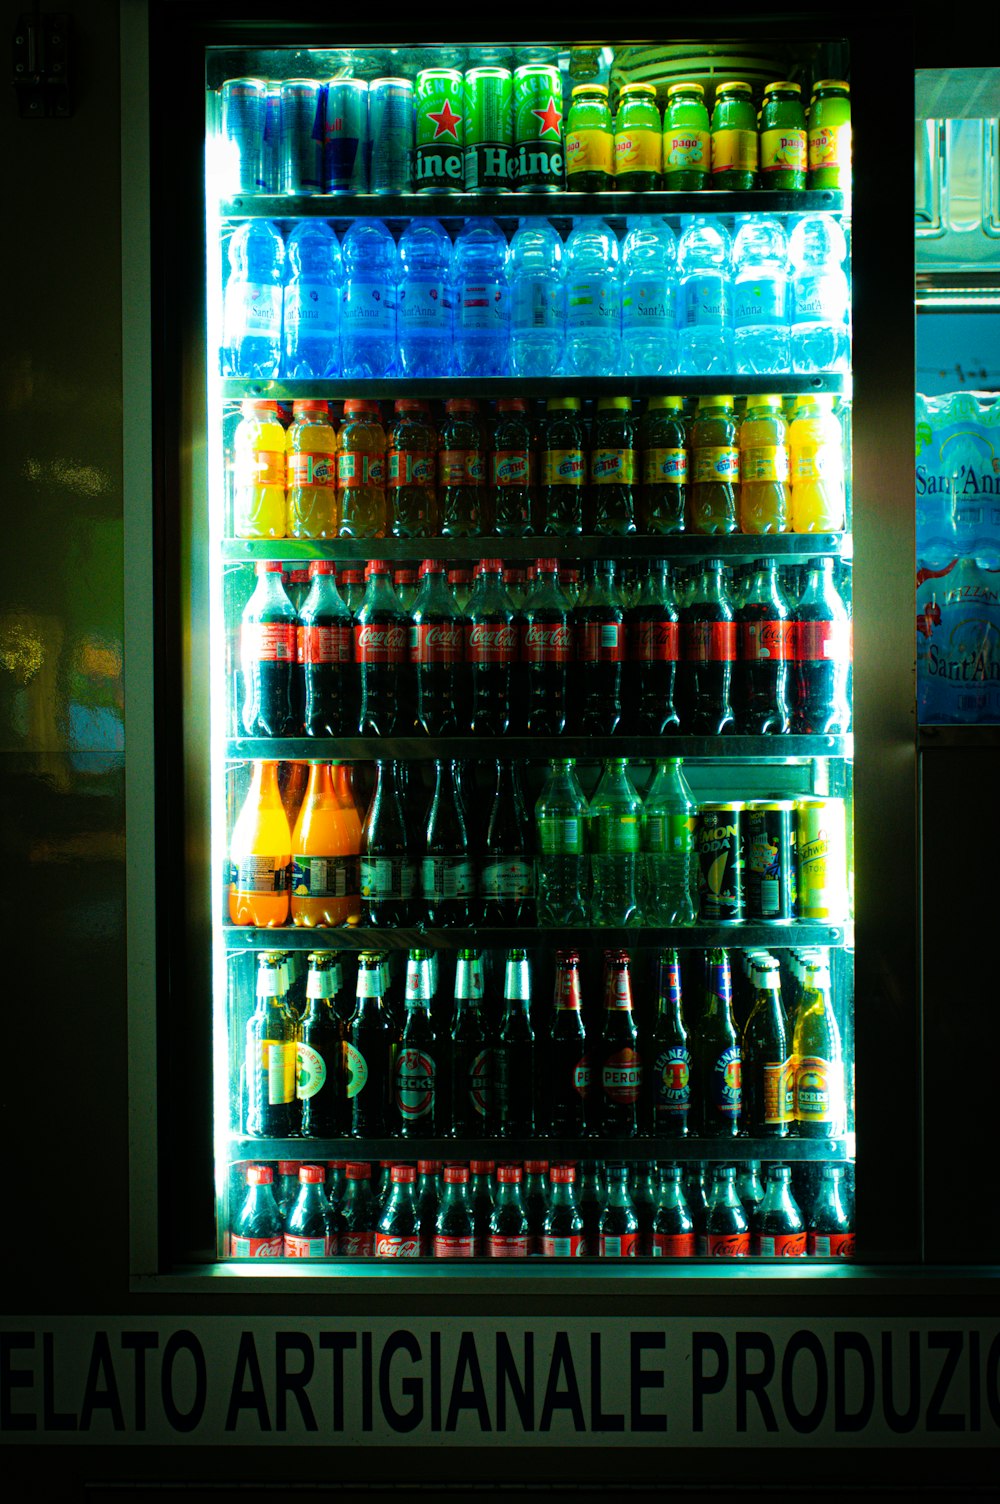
xmin=789 ymin=214 xmax=850 ymax=373
xmin=732 ymin=216 xmax=790 ymax=375
xmin=620 ymin=216 xmax=677 ymax=376
xmin=340 ymin=218 xmax=398 ymax=379
xmin=450 ymin=217 xmax=510 ymax=377
xmin=397 ymin=218 xmax=453 ymax=378
xmin=282 ymin=220 xmax=342 ymax=378
xmin=563 ymin=217 xmax=621 ymax=377
xmin=222 ymin=219 xmax=284 ymax=377
xmin=507 ymin=217 xmax=565 ymax=378
xmin=676 ymin=216 xmax=733 ymax=376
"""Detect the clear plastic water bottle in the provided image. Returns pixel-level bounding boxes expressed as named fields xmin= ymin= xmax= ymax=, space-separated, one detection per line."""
xmin=588 ymin=758 xmax=642 ymax=927
xmin=535 ymin=759 xmax=588 ymax=927
xmin=222 ymin=220 xmax=284 ymax=377
xmin=732 ymin=216 xmax=790 ymax=375
xmin=789 ymin=214 xmax=850 ymax=373
xmin=507 ymin=218 xmax=565 ymax=378
xmin=676 ymin=216 xmax=733 ymax=376
xmin=640 ymin=757 xmax=696 ymax=925
xmin=563 ymin=217 xmax=621 ymax=378
xmin=340 ymin=217 xmax=399 ymax=379
xmin=282 ymin=220 xmax=342 ymax=378
xmin=620 ymin=216 xmax=677 ymax=376
xmin=397 ymin=217 xmax=453 ymax=379
xmin=450 ymin=218 xmax=510 ymax=378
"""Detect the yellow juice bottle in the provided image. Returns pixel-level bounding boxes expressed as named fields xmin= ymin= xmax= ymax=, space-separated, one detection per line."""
xmin=233 ymin=400 xmax=287 ymax=539
xmin=739 ymin=394 xmax=789 ymax=533
xmin=286 ymin=399 xmax=338 ymax=539
xmin=789 ymin=394 xmax=846 ymax=533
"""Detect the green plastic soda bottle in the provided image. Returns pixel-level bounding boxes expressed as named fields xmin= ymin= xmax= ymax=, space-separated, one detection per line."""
xmin=535 ymin=759 xmax=589 ymax=927
xmin=589 ymin=757 xmax=643 ymax=927
xmin=641 ymin=757 xmax=696 ymax=925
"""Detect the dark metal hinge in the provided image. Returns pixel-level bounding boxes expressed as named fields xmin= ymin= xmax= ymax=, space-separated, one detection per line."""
xmin=13 ymin=10 xmax=73 ymax=118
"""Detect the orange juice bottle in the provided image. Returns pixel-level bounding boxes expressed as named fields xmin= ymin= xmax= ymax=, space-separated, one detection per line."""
xmin=286 ymin=399 xmax=338 ymax=538
xmin=229 ymin=760 xmax=291 ymax=926
xmin=290 ymin=762 xmax=362 ymax=926
xmin=337 ymin=398 xmax=387 ymax=538
xmin=233 ymin=400 xmax=287 ymax=539
xmin=738 ymin=394 xmax=789 ymax=533
xmin=789 ymin=394 xmax=846 ymax=532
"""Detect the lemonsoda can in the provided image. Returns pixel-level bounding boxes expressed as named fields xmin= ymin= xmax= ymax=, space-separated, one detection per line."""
xmin=415 ymin=67 xmax=464 ymax=192
xmin=513 ymin=62 xmax=564 ymax=191
xmin=695 ymin=802 xmax=744 ymax=923
xmin=370 ymin=77 xmax=414 ymax=195
xmin=464 ymin=65 xmax=514 ymax=191
xmin=794 ymin=797 xmax=848 ymax=921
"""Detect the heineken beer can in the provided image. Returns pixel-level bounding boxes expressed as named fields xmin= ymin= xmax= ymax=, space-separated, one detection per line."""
xmin=279 ymin=79 xmax=324 ymax=194
xmin=743 ymin=800 xmax=795 ymax=922
xmin=695 ymin=802 xmax=744 ymax=924
xmin=323 ymin=78 xmax=368 ymax=193
xmin=464 ymin=65 xmax=514 ymax=191
xmin=415 ymin=67 xmax=464 ymax=192
xmin=513 ymin=62 xmax=565 ymax=191
xmin=370 ymin=77 xmax=414 ymax=194
xmin=795 ymin=798 xmax=849 ymax=921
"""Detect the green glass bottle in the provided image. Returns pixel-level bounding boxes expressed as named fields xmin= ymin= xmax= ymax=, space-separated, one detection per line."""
xmin=759 ymin=81 xmax=807 ymax=190
xmin=663 ymin=82 xmax=710 ymax=190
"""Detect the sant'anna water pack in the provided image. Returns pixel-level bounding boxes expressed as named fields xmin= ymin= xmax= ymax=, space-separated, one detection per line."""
xmin=916 ymin=392 xmax=1000 ymax=568
xmin=917 ymin=556 xmax=1000 ymax=722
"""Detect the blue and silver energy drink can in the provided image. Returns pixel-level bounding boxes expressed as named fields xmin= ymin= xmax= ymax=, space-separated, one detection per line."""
xmin=262 ymin=85 xmax=281 ymax=192
xmin=323 ymin=77 xmax=369 ymax=193
xmin=220 ymin=77 xmax=268 ymax=193
xmin=280 ymin=79 xmax=324 ymax=194
xmin=369 ymin=76 xmax=414 ymax=194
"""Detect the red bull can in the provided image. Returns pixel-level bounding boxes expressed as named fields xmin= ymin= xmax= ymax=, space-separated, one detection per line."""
xmin=323 ymin=78 xmax=368 ymax=193
xmin=280 ymin=79 xmax=324 ymax=194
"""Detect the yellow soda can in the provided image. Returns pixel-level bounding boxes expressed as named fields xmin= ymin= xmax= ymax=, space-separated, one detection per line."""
xmin=795 ymin=798 xmax=848 ymax=921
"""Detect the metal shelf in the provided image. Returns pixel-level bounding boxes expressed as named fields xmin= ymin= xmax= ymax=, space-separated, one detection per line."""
xmin=220 ymin=374 xmax=848 ymax=402
xmin=221 ymin=533 xmax=850 ymax=562
xmin=222 ymin=922 xmax=850 ymax=952
xmin=227 ymin=734 xmax=852 ymax=762
xmin=228 ymin=1133 xmax=855 ymax=1164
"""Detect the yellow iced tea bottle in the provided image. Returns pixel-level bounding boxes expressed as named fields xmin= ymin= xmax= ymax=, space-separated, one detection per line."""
xmin=229 ymin=760 xmax=292 ymax=927
xmin=233 ymin=400 xmax=286 ymax=539
xmin=739 ymin=394 xmax=789 ymax=533
xmin=285 ymin=399 xmax=338 ymax=538
xmin=687 ymin=395 xmax=739 ymax=534
xmin=789 ymin=394 xmax=846 ymax=533
xmin=337 ymin=398 xmax=387 ymax=538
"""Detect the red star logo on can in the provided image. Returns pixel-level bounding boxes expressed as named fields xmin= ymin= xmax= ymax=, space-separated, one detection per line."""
xmin=531 ymin=95 xmax=563 ymax=138
xmin=428 ymin=98 xmax=462 ymax=140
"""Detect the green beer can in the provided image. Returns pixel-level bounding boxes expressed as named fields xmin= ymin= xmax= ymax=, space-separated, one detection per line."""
xmin=415 ymin=67 xmax=464 ymax=193
xmin=464 ymin=65 xmax=514 ymax=191
xmin=513 ymin=62 xmax=564 ymax=191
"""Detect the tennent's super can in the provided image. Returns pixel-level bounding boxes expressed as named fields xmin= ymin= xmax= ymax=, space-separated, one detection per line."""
xmin=743 ymin=800 xmax=795 ymax=922
xmin=464 ymin=66 xmax=514 ymax=191
xmin=414 ymin=67 xmax=464 ymax=192
xmin=221 ymin=77 xmax=268 ymax=194
xmin=279 ymin=79 xmax=324 ymax=194
xmin=323 ymin=78 xmax=368 ymax=193
xmin=513 ymin=62 xmax=565 ymax=191
xmin=695 ymin=802 xmax=744 ymax=923
xmin=795 ymin=797 xmax=849 ymax=921
xmin=370 ymin=77 xmax=414 ymax=195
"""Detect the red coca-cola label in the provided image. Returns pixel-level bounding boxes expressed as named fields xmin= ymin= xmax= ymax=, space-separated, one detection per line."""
xmin=355 ymin=622 xmax=407 ymax=663
xmin=600 ymin=1232 xmax=638 ymax=1257
xmin=375 ymin=1233 xmax=421 ymax=1258
xmin=440 ymin=449 xmax=485 ymax=487
xmin=541 ymin=1235 xmax=586 ymax=1257
xmin=297 ymin=624 xmax=353 ymax=665
xmin=489 ymin=1235 xmax=530 ymax=1258
xmin=434 ymin=1235 xmax=474 ymax=1258
xmin=792 ymin=620 xmax=852 ymax=664
xmin=244 ymin=621 xmax=296 ymax=663
xmin=339 ymin=1231 xmax=374 ymax=1257
xmin=682 ymin=620 xmax=737 ymax=663
xmin=492 ymin=450 xmax=533 ymax=486
xmin=808 ymin=1231 xmax=855 ymax=1258
xmin=284 ymin=1233 xmax=335 ymax=1258
xmin=706 ymin=1232 xmax=750 ymax=1256
xmin=523 ymin=621 xmax=573 ymax=663
xmin=411 ymin=621 xmax=464 ymax=664
xmin=575 ymin=621 xmax=626 ymax=664
xmin=652 ymin=1232 xmax=695 ymax=1257
xmin=739 ymin=619 xmax=793 ymax=662
xmin=754 ymin=1231 xmax=807 ymax=1257
xmin=634 ymin=620 xmax=679 ymax=662
xmin=230 ymin=1234 xmax=283 ymax=1258
xmin=467 ymin=621 xmax=518 ymax=664
xmin=602 ymin=1048 xmax=641 ymax=1104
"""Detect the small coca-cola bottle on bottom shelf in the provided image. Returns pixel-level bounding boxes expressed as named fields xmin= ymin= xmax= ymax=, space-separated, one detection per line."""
xmin=488 ymin=1165 xmax=530 ymax=1257
xmin=466 ymin=559 xmax=520 ymax=734
xmin=751 ymin=1164 xmax=806 ymax=1256
xmin=355 ymin=560 xmax=408 ymax=734
xmin=434 ymin=1165 xmax=476 ymax=1258
xmin=230 ymin=1165 xmax=283 ymax=1258
xmin=470 ymin=1161 xmax=495 ymax=1256
xmin=284 ymin=1165 xmax=337 ymax=1258
xmin=338 ymin=1162 xmax=376 ymax=1258
xmin=523 ymin=1160 xmax=549 ymax=1253
xmin=806 ymin=1164 xmax=855 ymax=1258
xmin=599 ymin=1165 xmax=639 ymax=1257
xmin=375 ymin=1166 xmax=422 ymax=1259
xmin=652 ymin=1166 xmax=695 ymax=1257
xmin=705 ymin=1165 xmax=750 ymax=1256
xmin=416 ymin=1161 xmax=442 ymax=1256
xmin=541 ymin=1164 xmax=586 ymax=1257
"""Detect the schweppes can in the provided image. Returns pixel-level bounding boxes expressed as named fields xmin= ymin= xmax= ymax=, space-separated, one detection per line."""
xmin=695 ymin=802 xmax=744 ymax=923
xmin=743 ymin=800 xmax=795 ymax=922
xmin=794 ymin=797 xmax=849 ymax=921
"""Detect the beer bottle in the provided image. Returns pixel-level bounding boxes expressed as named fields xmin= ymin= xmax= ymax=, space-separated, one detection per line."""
xmin=705 ymin=1165 xmax=750 ymax=1256
xmin=480 ymin=758 xmax=535 ymax=926
xmin=648 ymin=948 xmax=690 ymax=1136
xmin=298 ymin=951 xmax=348 ymax=1137
xmin=547 ymin=949 xmax=590 ymax=1135
xmin=449 ymin=949 xmax=492 ymax=1137
xmin=488 ymin=1166 xmax=530 ymax=1258
xmin=393 ymin=949 xmax=437 ymax=1138
xmin=348 ymin=953 xmax=393 ymax=1137
xmin=245 ymin=951 xmax=300 ymax=1137
xmin=597 ymin=950 xmax=642 ymax=1137
xmin=360 ymin=760 xmax=417 ymax=927
xmin=751 ymin=1163 xmax=806 ymax=1256
xmin=652 ymin=1165 xmax=695 ymax=1258
xmin=494 ymin=948 xmax=536 ymax=1138
xmin=741 ymin=957 xmax=792 ymax=1138
xmin=599 ymin=1164 xmax=639 ymax=1257
xmin=791 ymin=958 xmax=846 ymax=1137
xmin=690 ymin=948 xmax=741 ymax=1137
xmin=422 ymin=759 xmax=475 ymax=927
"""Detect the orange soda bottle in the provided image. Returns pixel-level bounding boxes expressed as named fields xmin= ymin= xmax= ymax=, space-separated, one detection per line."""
xmin=332 ymin=762 xmax=364 ymax=853
xmin=290 ymin=762 xmax=362 ymax=926
xmin=229 ymin=760 xmax=292 ymax=926
xmin=285 ymin=399 xmax=338 ymax=538
xmin=789 ymin=394 xmax=846 ymax=532
xmin=738 ymin=395 xmax=789 ymax=533
xmin=233 ymin=400 xmax=286 ymax=539
xmin=337 ymin=399 xmax=387 ymax=538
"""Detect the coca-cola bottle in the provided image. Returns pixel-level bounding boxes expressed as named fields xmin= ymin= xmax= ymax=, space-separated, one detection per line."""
xmin=466 ymin=558 xmax=520 ymax=734
xmin=522 ymin=558 xmax=573 ymax=735
xmin=596 ymin=950 xmax=642 ymax=1138
xmin=741 ymin=957 xmax=792 ymax=1138
xmin=752 ymin=1163 xmax=806 ymax=1256
xmin=439 ymin=398 xmax=489 ymax=536
xmin=355 ymin=561 xmax=408 ymax=734
xmin=523 ymin=1160 xmax=550 ymax=1253
xmin=626 ymin=560 xmax=680 ymax=734
xmin=806 ymin=1164 xmax=855 ymax=1258
xmin=411 ymin=559 xmax=465 ymax=735
xmin=736 ymin=1160 xmax=766 ymax=1218
xmin=274 ymin=1160 xmax=302 ymax=1221
xmin=599 ymin=1164 xmax=639 ymax=1256
xmin=578 ymin=1162 xmax=604 ymax=1253
xmin=375 ymin=1164 xmax=422 ymax=1258
xmin=480 ymin=759 xmax=534 ymax=926
xmin=338 ymin=1162 xmax=375 ymax=1258
xmin=631 ymin=1162 xmax=658 ymax=1255
xmin=360 ymin=760 xmax=417 ymax=926
xmin=422 ymin=759 xmax=475 ymax=926
xmin=705 ymin=1165 xmax=750 ymax=1256
xmin=691 ymin=948 xmax=741 ymax=1137
xmin=547 ymin=950 xmax=590 ymax=1135
xmin=348 ymin=953 xmax=392 ymax=1136
xmin=393 ymin=949 xmax=437 ymax=1138
xmin=648 ymin=948 xmax=690 ymax=1137
xmin=494 ymin=948 xmax=536 ymax=1138
xmin=676 ymin=558 xmax=736 ymax=735
xmin=240 ymin=561 xmax=297 ymax=736
xmin=491 ymin=397 xmax=535 ymax=537
xmin=230 ymin=1165 xmax=283 ymax=1258
xmin=415 ymin=1160 xmax=442 ymax=1255
xmin=284 ymin=1165 xmax=336 ymax=1258
xmin=469 ymin=1161 xmax=495 ymax=1256
xmin=297 ymin=560 xmax=355 ymax=737
xmin=652 ymin=1166 xmax=696 ymax=1257
xmin=685 ymin=1163 xmax=710 ymax=1254
xmin=449 ymin=949 xmax=493 ymax=1136
xmin=541 ymin=1165 xmax=586 ymax=1256
xmin=434 ymin=1165 xmax=475 ymax=1257
xmin=298 ymin=952 xmax=348 ymax=1137
xmin=734 ymin=557 xmax=792 ymax=734
xmin=572 ymin=559 xmax=626 ymax=734
xmin=488 ymin=1165 xmax=530 ymax=1257
xmin=791 ymin=556 xmax=852 ymax=733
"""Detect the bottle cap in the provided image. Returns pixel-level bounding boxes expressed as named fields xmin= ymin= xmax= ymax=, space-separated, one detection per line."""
xmin=764 ymin=80 xmax=801 ymax=96
xmin=445 ymin=397 xmax=479 ymax=413
xmin=747 ymin=393 xmax=783 ymax=409
xmin=343 ymin=398 xmax=381 ymax=416
xmin=648 ymin=394 xmax=684 ymax=411
xmin=309 ymin=559 xmax=336 ymax=577
xmin=716 ymin=80 xmax=752 ymax=95
xmin=419 ymin=558 xmax=444 ymax=576
xmin=550 ymin=1165 xmax=576 ymax=1184
xmin=443 ymin=1166 xmax=469 ymax=1184
xmin=597 ymin=395 xmax=632 ymax=411
xmin=525 ymin=1160 xmax=549 ymax=1174
xmin=571 ymin=82 xmax=608 ymax=97
xmin=247 ymin=1165 xmax=274 ymax=1185
xmin=447 ymin=567 xmax=471 ymax=583
xmin=470 ymin=1161 xmax=492 ymax=1175
xmin=248 ymin=399 xmax=281 ymax=415
xmin=812 ymin=79 xmax=850 ymax=94
xmin=341 ymin=567 xmax=363 ymax=582
xmin=256 ymin=560 xmax=284 ymax=574
xmin=477 ymin=557 xmax=504 ymax=573
xmin=496 ymin=398 xmax=528 ymax=412
xmin=497 ymin=1166 xmax=523 ymax=1183
xmin=292 ymin=399 xmax=329 ymax=414
xmin=278 ymin=1161 xmax=301 ymax=1175
xmin=620 ymin=82 xmax=656 ymax=98
xmin=345 ymin=1162 xmax=371 ymax=1180
xmin=299 ymin=1164 xmax=325 ymax=1183
xmin=545 ymin=397 xmax=581 ymax=411
xmin=418 ymin=1161 xmax=442 ymax=1175
xmin=697 ymin=394 xmax=733 ymax=410
xmin=391 ymin=1165 xmax=417 ymax=1183
xmin=535 ymin=557 xmax=559 ymax=572
xmin=668 ymin=81 xmax=704 ymax=97
xmin=394 ymin=398 xmax=428 ymax=413
xmin=365 ymin=560 xmax=390 ymax=576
